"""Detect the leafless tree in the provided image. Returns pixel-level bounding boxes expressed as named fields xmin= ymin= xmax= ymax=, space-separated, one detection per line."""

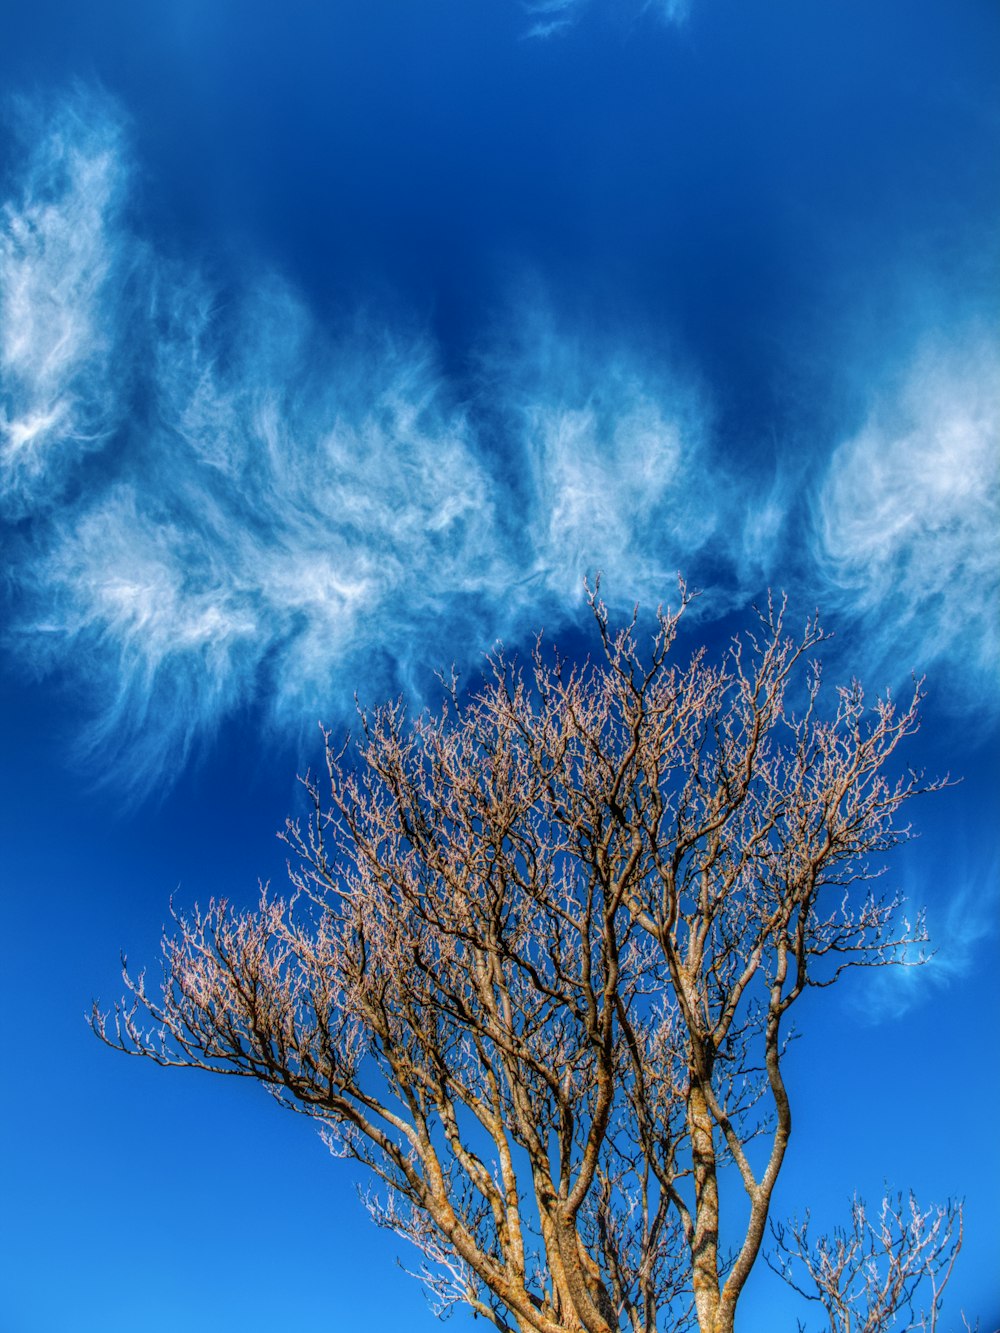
xmin=767 ymin=1191 xmax=966 ymax=1333
xmin=93 ymin=585 xmax=950 ymax=1333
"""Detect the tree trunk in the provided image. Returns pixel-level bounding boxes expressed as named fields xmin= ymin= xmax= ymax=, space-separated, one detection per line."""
xmin=688 ymin=1079 xmax=722 ymax=1333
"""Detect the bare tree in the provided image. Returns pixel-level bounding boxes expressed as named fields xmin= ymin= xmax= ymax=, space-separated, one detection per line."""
xmin=93 ymin=586 xmax=949 ymax=1333
xmin=768 ymin=1191 xmax=966 ymax=1333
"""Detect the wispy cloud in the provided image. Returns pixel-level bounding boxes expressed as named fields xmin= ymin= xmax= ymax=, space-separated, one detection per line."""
xmin=521 ymin=0 xmax=691 ymax=41
xmin=2 ymin=95 xmax=732 ymax=789
xmin=641 ymin=0 xmax=692 ymax=25
xmin=20 ymin=275 xmax=507 ymax=780
xmin=2 ymin=90 xmax=997 ymax=792
xmin=522 ymin=0 xmax=576 ymax=41
xmin=477 ymin=303 xmax=725 ymax=602
xmin=0 ymin=89 xmax=127 ymax=518
xmin=849 ymin=854 xmax=999 ymax=1024
xmin=813 ymin=337 xmax=1000 ymax=701
xmin=524 ymin=19 xmax=575 ymax=42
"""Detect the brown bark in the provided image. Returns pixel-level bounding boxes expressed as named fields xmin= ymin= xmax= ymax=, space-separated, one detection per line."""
xmin=688 ymin=1080 xmax=722 ymax=1333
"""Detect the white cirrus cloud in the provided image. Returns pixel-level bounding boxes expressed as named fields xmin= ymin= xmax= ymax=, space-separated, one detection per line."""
xmin=0 ymin=89 xmax=127 ymax=518
xmin=480 ymin=304 xmax=726 ymax=603
xmin=21 ymin=276 xmax=727 ymax=788
xmin=5 ymin=87 xmax=995 ymax=795
xmin=521 ymin=0 xmax=691 ymax=40
xmin=2 ymin=95 xmax=735 ymax=789
xmin=22 ymin=273 xmax=508 ymax=783
xmin=814 ymin=337 xmax=1000 ymax=702
xmin=848 ymin=851 xmax=999 ymax=1025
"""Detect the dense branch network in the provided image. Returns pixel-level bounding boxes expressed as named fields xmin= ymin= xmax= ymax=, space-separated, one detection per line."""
xmin=93 ymin=587 xmax=948 ymax=1333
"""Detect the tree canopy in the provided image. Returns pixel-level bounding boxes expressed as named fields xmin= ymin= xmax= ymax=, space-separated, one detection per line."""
xmin=94 ymin=588 xmax=958 ymax=1333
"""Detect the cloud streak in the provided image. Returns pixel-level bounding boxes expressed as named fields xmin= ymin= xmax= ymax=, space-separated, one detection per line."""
xmin=2 ymin=90 xmax=997 ymax=792
xmin=814 ymin=337 xmax=1000 ymax=702
xmin=0 ymin=91 xmax=127 ymax=518
xmin=849 ymin=854 xmax=1000 ymax=1025
xmin=477 ymin=304 xmax=726 ymax=601
xmin=3 ymin=93 xmax=732 ymax=788
xmin=521 ymin=0 xmax=691 ymax=40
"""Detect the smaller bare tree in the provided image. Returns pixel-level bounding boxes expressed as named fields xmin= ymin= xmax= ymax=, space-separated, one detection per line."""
xmin=768 ymin=1191 xmax=967 ymax=1333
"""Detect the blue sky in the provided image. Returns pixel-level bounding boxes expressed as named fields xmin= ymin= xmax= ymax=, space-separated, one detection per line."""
xmin=0 ymin=2 xmax=997 ymax=1329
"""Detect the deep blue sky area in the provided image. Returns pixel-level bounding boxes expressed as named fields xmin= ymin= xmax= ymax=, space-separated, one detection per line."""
xmin=1 ymin=3 xmax=998 ymax=1331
